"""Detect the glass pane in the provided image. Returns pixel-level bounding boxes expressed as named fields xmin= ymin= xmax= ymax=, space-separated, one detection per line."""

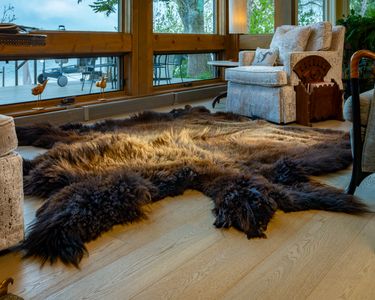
xmin=153 ymin=53 xmax=217 ymax=86
xmin=0 ymin=56 xmax=121 ymax=106
xmin=0 ymin=0 xmax=119 ymax=31
xmin=350 ymin=0 xmax=375 ymax=16
xmin=247 ymin=0 xmax=274 ymax=34
xmin=298 ymin=0 xmax=325 ymax=25
xmin=153 ymin=0 xmax=215 ymax=34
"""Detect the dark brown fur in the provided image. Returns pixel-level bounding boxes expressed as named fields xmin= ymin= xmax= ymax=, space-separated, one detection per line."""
xmin=17 ymin=105 xmax=369 ymax=267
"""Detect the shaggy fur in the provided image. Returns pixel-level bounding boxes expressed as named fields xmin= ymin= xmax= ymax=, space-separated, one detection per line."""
xmin=16 ymin=105 xmax=369 ymax=267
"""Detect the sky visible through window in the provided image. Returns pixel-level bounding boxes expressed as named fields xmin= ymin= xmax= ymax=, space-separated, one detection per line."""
xmin=0 ymin=0 xmax=118 ymax=31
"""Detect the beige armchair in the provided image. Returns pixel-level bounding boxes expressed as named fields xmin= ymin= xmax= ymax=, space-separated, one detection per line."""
xmin=225 ymin=23 xmax=345 ymax=124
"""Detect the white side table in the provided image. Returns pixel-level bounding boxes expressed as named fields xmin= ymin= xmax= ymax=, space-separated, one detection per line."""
xmin=207 ymin=60 xmax=239 ymax=108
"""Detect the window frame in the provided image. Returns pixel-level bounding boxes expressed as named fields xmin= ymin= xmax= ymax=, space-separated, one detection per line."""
xmin=0 ymin=0 xmax=229 ymax=115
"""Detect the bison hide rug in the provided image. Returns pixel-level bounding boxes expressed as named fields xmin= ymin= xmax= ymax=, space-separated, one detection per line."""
xmin=16 ymin=105 xmax=369 ymax=267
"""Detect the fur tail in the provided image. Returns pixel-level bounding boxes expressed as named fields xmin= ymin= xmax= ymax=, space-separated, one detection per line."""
xmin=275 ymin=182 xmax=370 ymax=214
xmin=21 ymin=172 xmax=155 ymax=267
xmin=21 ymin=220 xmax=87 ymax=268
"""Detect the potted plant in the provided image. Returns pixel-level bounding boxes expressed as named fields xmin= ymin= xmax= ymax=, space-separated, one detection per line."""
xmin=337 ymin=10 xmax=375 ymax=97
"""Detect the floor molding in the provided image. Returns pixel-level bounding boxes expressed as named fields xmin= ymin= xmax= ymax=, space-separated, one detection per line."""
xmin=15 ymin=84 xmax=226 ymax=126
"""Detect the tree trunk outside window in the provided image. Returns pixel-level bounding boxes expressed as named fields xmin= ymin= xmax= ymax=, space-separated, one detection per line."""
xmin=175 ymin=0 xmax=210 ymax=77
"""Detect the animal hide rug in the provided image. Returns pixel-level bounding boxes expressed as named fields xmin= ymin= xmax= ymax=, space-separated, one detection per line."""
xmin=16 ymin=105 xmax=369 ymax=267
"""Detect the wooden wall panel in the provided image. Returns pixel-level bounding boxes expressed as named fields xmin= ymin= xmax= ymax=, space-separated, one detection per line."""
xmin=0 ymin=32 xmax=132 ymax=59
xmin=153 ymin=34 xmax=226 ymax=53
xmin=239 ymin=34 xmax=272 ymax=50
xmin=137 ymin=0 xmax=154 ymax=95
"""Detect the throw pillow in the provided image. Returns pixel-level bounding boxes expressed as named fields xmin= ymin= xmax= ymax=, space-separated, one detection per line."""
xmin=251 ymin=48 xmax=279 ymax=66
xmin=270 ymin=26 xmax=312 ymax=65
xmin=305 ymin=21 xmax=332 ymax=51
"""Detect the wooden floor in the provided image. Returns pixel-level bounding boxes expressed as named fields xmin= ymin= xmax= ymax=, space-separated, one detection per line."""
xmin=0 ymin=100 xmax=374 ymax=300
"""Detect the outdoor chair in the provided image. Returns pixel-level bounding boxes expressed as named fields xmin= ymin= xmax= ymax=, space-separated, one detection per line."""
xmin=80 ymin=57 xmax=102 ymax=93
xmin=153 ymin=55 xmax=171 ymax=85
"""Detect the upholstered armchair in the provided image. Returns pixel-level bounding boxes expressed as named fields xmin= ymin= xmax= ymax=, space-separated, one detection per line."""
xmin=225 ymin=23 xmax=345 ymax=124
xmin=343 ymin=50 xmax=375 ymax=194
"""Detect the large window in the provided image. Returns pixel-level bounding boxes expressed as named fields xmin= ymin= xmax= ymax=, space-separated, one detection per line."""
xmin=0 ymin=0 xmax=119 ymax=31
xmin=153 ymin=0 xmax=215 ymax=34
xmin=0 ymin=0 xmax=224 ymax=112
xmin=247 ymin=0 xmax=274 ymax=34
xmin=298 ymin=0 xmax=325 ymax=25
xmin=153 ymin=53 xmax=217 ymax=86
xmin=0 ymin=56 xmax=121 ymax=106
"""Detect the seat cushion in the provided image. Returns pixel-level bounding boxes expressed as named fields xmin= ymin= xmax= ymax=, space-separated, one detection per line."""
xmin=225 ymin=66 xmax=288 ymax=87
xmin=343 ymin=88 xmax=374 ymax=126
xmin=0 ymin=114 xmax=18 ymax=157
xmin=226 ymin=82 xmax=296 ymax=124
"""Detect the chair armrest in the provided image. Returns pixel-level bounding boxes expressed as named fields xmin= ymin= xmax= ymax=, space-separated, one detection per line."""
xmin=239 ymin=51 xmax=255 ymax=66
xmin=284 ymin=50 xmax=343 ymax=88
xmin=287 ymin=50 xmax=337 ymax=68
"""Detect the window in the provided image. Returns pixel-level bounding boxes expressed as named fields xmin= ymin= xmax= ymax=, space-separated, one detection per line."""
xmin=153 ymin=0 xmax=216 ymax=34
xmin=247 ymin=0 xmax=274 ymax=34
xmin=1 ymin=0 xmax=120 ymax=32
xmin=153 ymin=53 xmax=217 ymax=86
xmin=0 ymin=56 xmax=121 ymax=106
xmin=0 ymin=0 xmax=224 ymax=112
xmin=298 ymin=0 xmax=325 ymax=25
xmin=350 ymin=0 xmax=375 ymax=16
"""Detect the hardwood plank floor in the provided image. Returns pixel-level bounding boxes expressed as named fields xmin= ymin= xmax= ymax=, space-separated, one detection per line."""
xmin=0 ymin=100 xmax=374 ymax=300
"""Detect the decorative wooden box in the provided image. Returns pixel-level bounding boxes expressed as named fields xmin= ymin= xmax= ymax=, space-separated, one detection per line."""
xmin=293 ymin=56 xmax=344 ymax=126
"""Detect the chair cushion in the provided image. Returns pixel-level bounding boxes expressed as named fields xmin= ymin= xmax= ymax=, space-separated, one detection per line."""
xmin=305 ymin=21 xmax=332 ymax=51
xmin=343 ymin=88 xmax=374 ymax=126
xmin=225 ymin=66 xmax=288 ymax=87
xmin=270 ymin=26 xmax=312 ymax=65
xmin=0 ymin=115 xmax=18 ymax=157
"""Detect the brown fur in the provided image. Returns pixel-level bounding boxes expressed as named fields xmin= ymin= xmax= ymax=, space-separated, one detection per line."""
xmin=16 ymin=105 xmax=369 ymax=267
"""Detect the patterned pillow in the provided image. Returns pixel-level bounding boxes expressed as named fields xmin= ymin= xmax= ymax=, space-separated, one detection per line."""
xmin=251 ymin=48 xmax=279 ymax=66
xmin=270 ymin=26 xmax=312 ymax=65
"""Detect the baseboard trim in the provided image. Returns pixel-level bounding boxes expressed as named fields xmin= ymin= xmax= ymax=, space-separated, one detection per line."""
xmin=15 ymin=85 xmax=226 ymax=126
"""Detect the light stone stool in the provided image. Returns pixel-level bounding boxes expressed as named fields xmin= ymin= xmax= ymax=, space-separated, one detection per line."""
xmin=0 ymin=115 xmax=24 ymax=251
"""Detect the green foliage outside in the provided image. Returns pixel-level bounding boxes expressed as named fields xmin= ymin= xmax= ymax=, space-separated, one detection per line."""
xmin=247 ymin=0 xmax=274 ymax=34
xmin=337 ymin=10 xmax=375 ymax=84
xmin=173 ymin=58 xmax=213 ymax=80
xmin=77 ymin=0 xmax=118 ymax=17
xmin=153 ymin=1 xmax=184 ymax=33
xmin=153 ymin=0 xmax=214 ymax=34
xmin=298 ymin=0 xmax=324 ymax=26
xmin=350 ymin=0 xmax=375 ymax=17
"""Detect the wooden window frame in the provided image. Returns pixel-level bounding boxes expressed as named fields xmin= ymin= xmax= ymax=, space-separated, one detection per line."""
xmin=0 ymin=0 xmax=232 ymax=115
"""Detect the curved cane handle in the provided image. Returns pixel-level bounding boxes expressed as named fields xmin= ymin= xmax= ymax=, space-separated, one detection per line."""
xmin=0 ymin=278 xmax=14 ymax=296
xmin=350 ymin=50 xmax=375 ymax=79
